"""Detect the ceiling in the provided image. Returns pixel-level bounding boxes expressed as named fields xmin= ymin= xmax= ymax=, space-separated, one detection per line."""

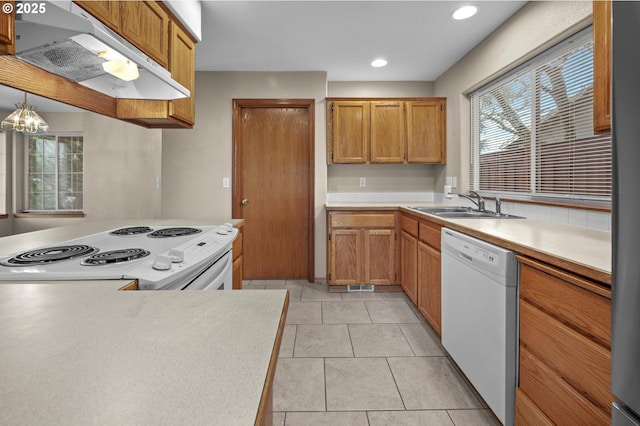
xmin=0 ymin=0 xmax=526 ymax=113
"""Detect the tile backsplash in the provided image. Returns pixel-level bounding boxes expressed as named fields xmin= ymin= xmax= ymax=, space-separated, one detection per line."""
xmin=326 ymin=192 xmax=611 ymax=231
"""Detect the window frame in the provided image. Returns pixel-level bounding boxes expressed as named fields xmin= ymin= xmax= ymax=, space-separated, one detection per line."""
xmin=470 ymin=26 xmax=611 ymax=207
xmin=23 ymin=132 xmax=84 ymax=214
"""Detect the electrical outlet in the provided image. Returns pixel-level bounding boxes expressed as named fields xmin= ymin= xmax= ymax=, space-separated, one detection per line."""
xmin=446 ymin=176 xmax=453 ymax=186
xmin=452 ymin=176 xmax=458 ymax=188
xmin=359 ymin=177 xmax=366 ymax=187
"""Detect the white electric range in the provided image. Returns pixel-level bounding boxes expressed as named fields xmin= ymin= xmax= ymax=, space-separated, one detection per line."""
xmin=0 ymin=225 xmax=238 ymax=290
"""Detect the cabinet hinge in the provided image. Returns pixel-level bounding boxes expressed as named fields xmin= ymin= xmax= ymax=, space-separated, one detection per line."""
xmin=331 ymin=103 xmax=334 ymax=112
xmin=331 ymin=152 xmax=334 ymax=162
xmin=440 ymin=103 xmax=444 ymax=111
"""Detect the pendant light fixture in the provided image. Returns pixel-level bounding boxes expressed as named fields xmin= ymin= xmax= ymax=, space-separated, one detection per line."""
xmin=1 ymin=93 xmax=50 ymax=134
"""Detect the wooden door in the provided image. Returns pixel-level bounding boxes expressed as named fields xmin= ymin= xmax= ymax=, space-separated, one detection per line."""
xmin=401 ymin=231 xmax=418 ymax=304
xmin=233 ymin=99 xmax=314 ymax=280
xmin=364 ymin=229 xmax=395 ymax=284
xmin=370 ymin=101 xmax=405 ymax=163
xmin=328 ymin=101 xmax=369 ymax=163
xmin=418 ymin=241 xmax=441 ymax=336
xmin=329 ymin=229 xmax=362 ymax=285
xmin=406 ymin=99 xmax=446 ymax=163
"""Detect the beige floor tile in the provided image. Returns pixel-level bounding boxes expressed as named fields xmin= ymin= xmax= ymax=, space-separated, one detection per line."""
xmin=349 ymin=324 xmax=414 ymax=357
xmin=322 ymin=301 xmax=371 ymax=324
xmin=447 ymin=409 xmax=501 ymax=425
xmin=301 ymin=284 xmax=343 ymax=301
xmin=379 ymin=291 xmax=410 ymax=301
xmin=399 ymin=323 xmax=446 ymax=356
xmin=285 ymin=411 xmax=369 ymax=426
xmin=251 ymin=279 xmax=286 ymax=287
xmin=367 ymin=410 xmax=454 ymax=426
xmin=273 ymin=412 xmax=285 ymax=426
xmin=325 ymin=358 xmax=404 ymax=411
xmin=279 ymin=324 xmax=297 ymax=358
xmin=273 ymin=358 xmax=326 ymax=412
xmin=286 ymin=302 xmax=322 ymax=324
xmin=294 ymin=324 xmax=354 ymax=357
xmin=340 ymin=291 xmax=385 ymax=301
xmin=365 ymin=301 xmax=421 ymax=323
xmin=388 ymin=357 xmax=482 ymax=410
xmin=243 ymin=282 xmax=266 ymax=289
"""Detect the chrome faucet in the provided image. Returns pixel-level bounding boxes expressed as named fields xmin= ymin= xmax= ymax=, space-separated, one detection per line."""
xmin=494 ymin=196 xmax=502 ymax=215
xmin=457 ymin=190 xmax=486 ymax=211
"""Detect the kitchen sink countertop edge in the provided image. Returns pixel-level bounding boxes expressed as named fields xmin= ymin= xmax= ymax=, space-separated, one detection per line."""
xmin=326 ymin=202 xmax=611 ymax=285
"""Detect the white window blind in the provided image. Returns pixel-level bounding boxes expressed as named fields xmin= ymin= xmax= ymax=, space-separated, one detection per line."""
xmin=471 ymin=27 xmax=611 ymax=202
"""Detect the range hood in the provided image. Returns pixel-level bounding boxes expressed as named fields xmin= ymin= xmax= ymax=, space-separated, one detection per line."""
xmin=14 ymin=1 xmax=189 ymax=100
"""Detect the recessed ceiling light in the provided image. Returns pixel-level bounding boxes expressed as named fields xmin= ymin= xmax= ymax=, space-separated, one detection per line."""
xmin=371 ymin=58 xmax=388 ymax=68
xmin=452 ymin=5 xmax=478 ymax=20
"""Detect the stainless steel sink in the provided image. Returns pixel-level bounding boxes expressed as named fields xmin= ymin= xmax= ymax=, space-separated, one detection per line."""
xmin=409 ymin=206 xmax=524 ymax=219
xmin=409 ymin=206 xmax=472 ymax=214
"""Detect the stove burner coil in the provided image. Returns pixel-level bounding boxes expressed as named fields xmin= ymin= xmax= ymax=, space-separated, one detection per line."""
xmin=147 ymin=227 xmax=202 ymax=238
xmin=81 ymin=248 xmax=151 ymax=266
xmin=1 ymin=245 xmax=99 ymax=266
xmin=110 ymin=226 xmax=154 ymax=236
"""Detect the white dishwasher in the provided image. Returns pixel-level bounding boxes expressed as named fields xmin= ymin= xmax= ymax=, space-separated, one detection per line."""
xmin=441 ymin=228 xmax=518 ymax=426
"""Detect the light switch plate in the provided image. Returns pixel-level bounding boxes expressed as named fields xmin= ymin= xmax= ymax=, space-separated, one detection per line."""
xmin=222 ymin=177 xmax=230 ymax=188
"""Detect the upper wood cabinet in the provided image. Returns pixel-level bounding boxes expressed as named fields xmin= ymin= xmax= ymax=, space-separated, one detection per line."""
xmin=328 ymin=101 xmax=370 ymax=163
xmin=327 ymin=97 xmax=446 ymax=164
xmin=0 ymin=0 xmax=15 ymax=55
xmin=593 ymin=0 xmax=611 ymax=134
xmin=75 ymin=1 xmax=120 ymax=32
xmin=120 ymin=1 xmax=169 ymax=67
xmin=168 ymin=21 xmax=196 ymax=125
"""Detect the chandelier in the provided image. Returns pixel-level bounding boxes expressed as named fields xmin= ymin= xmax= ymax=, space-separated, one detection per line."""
xmin=1 ymin=93 xmax=50 ymax=134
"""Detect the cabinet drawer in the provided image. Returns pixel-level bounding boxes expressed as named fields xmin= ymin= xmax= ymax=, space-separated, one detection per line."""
xmin=520 ymin=300 xmax=612 ymax=414
xmin=418 ymin=220 xmax=441 ymax=250
xmin=330 ymin=213 xmax=395 ymax=229
xmin=519 ymin=347 xmax=609 ymax=425
xmin=519 ymin=260 xmax=611 ymax=348
xmin=400 ymin=214 xmax=418 ymax=238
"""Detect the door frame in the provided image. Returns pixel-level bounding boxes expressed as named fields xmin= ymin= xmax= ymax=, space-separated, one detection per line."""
xmin=232 ymin=99 xmax=315 ymax=283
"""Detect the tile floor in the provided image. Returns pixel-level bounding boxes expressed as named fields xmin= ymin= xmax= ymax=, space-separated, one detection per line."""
xmin=243 ymin=280 xmax=501 ymax=426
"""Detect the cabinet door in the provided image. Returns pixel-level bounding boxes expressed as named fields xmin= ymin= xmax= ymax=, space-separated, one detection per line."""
xmin=75 ymin=1 xmax=120 ymax=32
xmin=364 ymin=229 xmax=396 ymax=285
xmin=406 ymin=99 xmax=446 ymax=163
xmin=370 ymin=101 xmax=405 ymax=163
xmin=401 ymin=231 xmax=418 ymax=304
xmin=232 ymin=255 xmax=243 ymax=290
xmin=0 ymin=1 xmax=15 ymax=55
xmin=120 ymin=1 xmax=169 ymax=67
xmin=593 ymin=0 xmax=611 ymax=134
xmin=328 ymin=101 xmax=370 ymax=163
xmin=169 ymin=21 xmax=196 ymax=125
xmin=329 ymin=229 xmax=363 ymax=285
xmin=417 ymin=241 xmax=441 ymax=336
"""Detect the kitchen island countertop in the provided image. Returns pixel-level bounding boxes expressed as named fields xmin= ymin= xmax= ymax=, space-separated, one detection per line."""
xmin=0 ymin=281 xmax=287 ymax=425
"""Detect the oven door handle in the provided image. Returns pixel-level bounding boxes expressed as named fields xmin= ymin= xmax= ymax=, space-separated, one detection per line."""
xmin=182 ymin=250 xmax=232 ymax=290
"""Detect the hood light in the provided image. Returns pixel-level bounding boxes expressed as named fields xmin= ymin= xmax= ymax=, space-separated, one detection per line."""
xmin=98 ymin=51 xmax=140 ymax=82
xmin=452 ymin=5 xmax=478 ymax=20
xmin=371 ymin=58 xmax=388 ymax=68
xmin=1 ymin=93 xmax=50 ymax=134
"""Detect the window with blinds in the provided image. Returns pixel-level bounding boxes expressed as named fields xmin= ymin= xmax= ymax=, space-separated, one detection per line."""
xmin=470 ymin=27 xmax=611 ymax=202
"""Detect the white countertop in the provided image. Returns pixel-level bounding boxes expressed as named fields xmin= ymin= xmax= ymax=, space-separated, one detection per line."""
xmin=0 ymin=282 xmax=286 ymax=425
xmin=326 ymin=202 xmax=611 ymax=284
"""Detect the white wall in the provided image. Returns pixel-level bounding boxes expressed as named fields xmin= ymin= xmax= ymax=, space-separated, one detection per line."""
xmin=10 ymin=112 xmax=163 ymax=235
xmin=162 ymin=71 xmax=328 ymax=278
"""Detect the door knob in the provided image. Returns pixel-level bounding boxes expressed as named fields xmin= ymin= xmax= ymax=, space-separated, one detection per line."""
xmin=241 ymin=198 xmax=249 ymax=205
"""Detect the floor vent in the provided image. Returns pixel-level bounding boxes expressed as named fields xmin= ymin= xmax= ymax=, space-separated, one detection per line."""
xmin=347 ymin=284 xmax=375 ymax=292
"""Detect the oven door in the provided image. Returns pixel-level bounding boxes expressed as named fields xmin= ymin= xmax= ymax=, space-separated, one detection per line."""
xmin=182 ymin=250 xmax=233 ymax=291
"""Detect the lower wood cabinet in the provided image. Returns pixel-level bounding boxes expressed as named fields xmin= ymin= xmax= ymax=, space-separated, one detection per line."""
xmin=400 ymin=211 xmax=442 ymax=336
xmin=516 ymin=256 xmax=612 ymax=425
xmin=232 ymin=224 xmax=244 ymax=289
xmin=327 ymin=211 xmax=398 ymax=286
